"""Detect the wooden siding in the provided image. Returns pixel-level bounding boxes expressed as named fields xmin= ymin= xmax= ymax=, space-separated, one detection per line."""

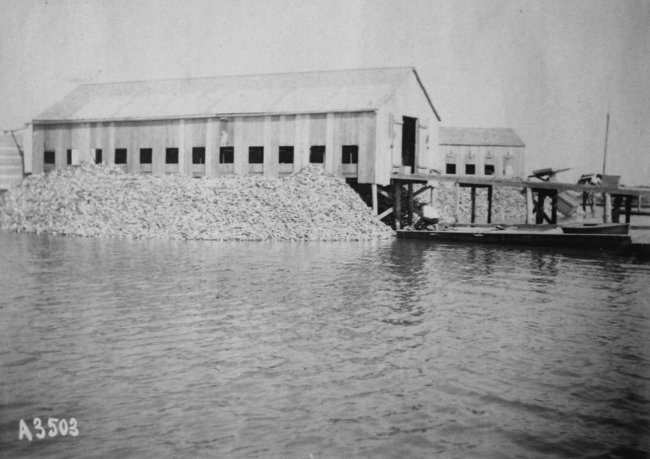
xmin=31 ymin=111 xmax=385 ymax=183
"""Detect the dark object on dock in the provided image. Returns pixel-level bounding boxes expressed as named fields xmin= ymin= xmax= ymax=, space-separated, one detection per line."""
xmin=560 ymin=222 xmax=629 ymax=235
xmin=396 ymin=227 xmax=631 ymax=252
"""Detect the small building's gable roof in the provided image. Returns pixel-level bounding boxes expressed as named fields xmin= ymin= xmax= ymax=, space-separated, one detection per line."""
xmin=34 ymin=68 xmax=438 ymax=123
xmin=439 ymin=127 xmax=525 ymax=147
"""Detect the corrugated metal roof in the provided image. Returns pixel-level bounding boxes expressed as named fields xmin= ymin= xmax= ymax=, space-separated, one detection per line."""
xmin=35 ymin=68 xmax=437 ymax=123
xmin=439 ymin=127 xmax=525 ymax=147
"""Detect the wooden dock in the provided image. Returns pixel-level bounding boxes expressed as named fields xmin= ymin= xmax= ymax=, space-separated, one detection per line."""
xmin=389 ymin=172 xmax=650 ymax=228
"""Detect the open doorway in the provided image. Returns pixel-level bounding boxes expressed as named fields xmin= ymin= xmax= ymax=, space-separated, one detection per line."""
xmin=402 ymin=116 xmax=417 ymax=169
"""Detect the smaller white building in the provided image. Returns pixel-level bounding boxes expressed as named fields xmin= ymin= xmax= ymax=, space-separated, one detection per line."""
xmin=437 ymin=127 xmax=526 ymax=179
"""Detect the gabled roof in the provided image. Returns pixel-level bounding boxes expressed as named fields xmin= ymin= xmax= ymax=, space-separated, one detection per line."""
xmin=439 ymin=127 xmax=525 ymax=147
xmin=34 ymin=68 xmax=439 ymax=123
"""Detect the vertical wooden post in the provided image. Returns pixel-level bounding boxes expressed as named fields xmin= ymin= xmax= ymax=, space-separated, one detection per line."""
xmin=625 ymin=196 xmax=632 ymax=224
xmin=470 ymin=186 xmax=476 ymax=224
xmin=487 ymin=185 xmax=493 ymax=224
xmin=371 ymin=184 xmax=378 ymax=215
xmin=535 ymin=191 xmax=545 ymax=224
xmin=178 ymin=119 xmax=186 ymax=175
xmin=551 ymin=190 xmax=558 ymax=224
xmin=454 ymin=181 xmax=460 ymax=223
xmin=603 ymin=193 xmax=611 ymax=223
xmin=394 ymin=180 xmax=402 ymax=230
xmin=526 ymin=187 xmax=533 ymax=224
xmin=407 ymin=182 xmax=414 ymax=226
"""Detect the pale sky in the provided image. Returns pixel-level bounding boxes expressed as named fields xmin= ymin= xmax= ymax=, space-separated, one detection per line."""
xmin=1 ymin=0 xmax=649 ymax=185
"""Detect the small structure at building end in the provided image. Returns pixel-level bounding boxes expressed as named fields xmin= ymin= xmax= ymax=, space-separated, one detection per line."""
xmin=437 ymin=127 xmax=525 ymax=179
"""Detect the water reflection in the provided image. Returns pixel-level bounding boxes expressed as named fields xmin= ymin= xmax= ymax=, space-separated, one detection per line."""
xmin=0 ymin=232 xmax=648 ymax=459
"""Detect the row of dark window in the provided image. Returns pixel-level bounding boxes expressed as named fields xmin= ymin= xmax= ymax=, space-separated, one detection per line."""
xmin=446 ymin=164 xmax=496 ymax=175
xmin=44 ymin=145 xmax=359 ymax=166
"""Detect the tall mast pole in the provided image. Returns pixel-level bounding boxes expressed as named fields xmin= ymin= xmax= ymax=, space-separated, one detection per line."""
xmin=602 ymin=113 xmax=611 ymax=223
xmin=602 ymin=112 xmax=610 ymax=176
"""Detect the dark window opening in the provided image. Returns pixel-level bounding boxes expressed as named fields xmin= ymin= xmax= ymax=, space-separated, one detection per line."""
xmin=166 ymin=148 xmax=179 ymax=164
xmin=465 ymin=164 xmax=476 ymax=175
xmin=219 ymin=147 xmax=234 ymax=164
xmin=67 ymin=149 xmax=72 ymax=165
xmin=279 ymin=146 xmax=294 ymax=164
xmin=115 ymin=148 xmax=127 ymax=164
xmin=310 ymin=145 xmax=325 ymax=164
xmin=44 ymin=151 xmax=55 ymax=164
xmin=401 ymin=116 xmax=417 ymax=167
xmin=140 ymin=148 xmax=153 ymax=164
xmin=446 ymin=163 xmax=456 ymax=174
xmin=342 ymin=145 xmax=358 ymax=164
xmin=249 ymin=146 xmax=264 ymax=164
xmin=484 ymin=164 xmax=495 ymax=175
xmin=192 ymin=147 xmax=205 ymax=164
xmin=95 ymin=149 xmax=102 ymax=164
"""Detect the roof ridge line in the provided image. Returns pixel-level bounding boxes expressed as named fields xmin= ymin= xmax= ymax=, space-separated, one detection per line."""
xmin=78 ymin=67 xmax=416 ymax=88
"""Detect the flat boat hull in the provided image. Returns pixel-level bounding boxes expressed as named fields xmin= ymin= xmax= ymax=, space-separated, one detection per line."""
xmin=560 ymin=223 xmax=629 ymax=235
xmin=397 ymin=228 xmax=631 ymax=251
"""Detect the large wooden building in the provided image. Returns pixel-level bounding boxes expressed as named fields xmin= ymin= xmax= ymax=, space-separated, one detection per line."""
xmin=27 ymin=68 xmax=440 ymax=186
xmin=436 ymin=127 xmax=526 ymax=179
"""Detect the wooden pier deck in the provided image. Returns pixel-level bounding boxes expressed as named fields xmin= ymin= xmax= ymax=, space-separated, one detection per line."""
xmin=388 ymin=172 xmax=650 ymax=228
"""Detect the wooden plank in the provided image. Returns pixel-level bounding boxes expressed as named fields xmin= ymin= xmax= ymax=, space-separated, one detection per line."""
xmin=128 ymin=122 xmax=140 ymax=174
xmin=293 ymin=114 xmax=306 ymax=173
xmin=55 ymin=125 xmax=67 ymax=169
xmin=32 ymin=125 xmax=44 ymax=174
xmin=205 ymin=118 xmax=217 ymax=177
xmin=357 ymin=112 xmax=371 ymax=183
xmin=366 ymin=112 xmax=376 ymax=183
xmin=264 ymin=115 xmax=278 ymax=177
xmin=470 ymin=186 xmax=476 ymax=223
xmin=603 ymin=193 xmax=611 ymax=223
xmin=325 ymin=113 xmax=335 ymax=174
xmin=233 ymin=117 xmax=246 ymax=175
xmin=178 ymin=119 xmax=186 ymax=175
xmin=393 ymin=173 xmax=650 ymax=198
xmin=487 ymin=185 xmax=493 ymax=224
xmin=332 ymin=114 xmax=343 ymax=176
xmin=309 ymin=113 xmax=326 ymax=146
xmin=625 ymin=196 xmax=632 ymax=224
xmin=394 ymin=180 xmax=402 ymax=230
xmin=454 ymin=182 xmax=460 ymax=222
xmin=526 ymin=187 xmax=534 ymax=224
xmin=372 ymin=184 xmax=378 ymax=215
xmin=107 ymin=122 xmax=115 ymax=164
xmin=408 ymin=182 xmax=414 ymax=225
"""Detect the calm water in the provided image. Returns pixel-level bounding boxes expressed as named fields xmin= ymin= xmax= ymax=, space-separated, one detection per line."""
xmin=1 ymin=231 xmax=649 ymax=459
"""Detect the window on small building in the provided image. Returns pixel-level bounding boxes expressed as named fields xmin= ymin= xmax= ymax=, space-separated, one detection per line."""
xmin=342 ymin=145 xmax=358 ymax=164
xmin=249 ymin=146 xmax=264 ymax=164
xmin=94 ymin=149 xmax=102 ymax=164
xmin=219 ymin=147 xmax=234 ymax=164
xmin=465 ymin=164 xmax=476 ymax=175
xmin=67 ymin=149 xmax=72 ymax=165
xmin=166 ymin=148 xmax=179 ymax=164
xmin=445 ymin=151 xmax=457 ymax=174
xmin=192 ymin=147 xmax=205 ymax=164
xmin=279 ymin=146 xmax=294 ymax=164
xmin=310 ymin=145 xmax=325 ymax=164
xmin=115 ymin=149 xmax=127 ymax=164
xmin=44 ymin=151 xmax=55 ymax=164
xmin=140 ymin=148 xmax=153 ymax=164
xmin=484 ymin=151 xmax=494 ymax=175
